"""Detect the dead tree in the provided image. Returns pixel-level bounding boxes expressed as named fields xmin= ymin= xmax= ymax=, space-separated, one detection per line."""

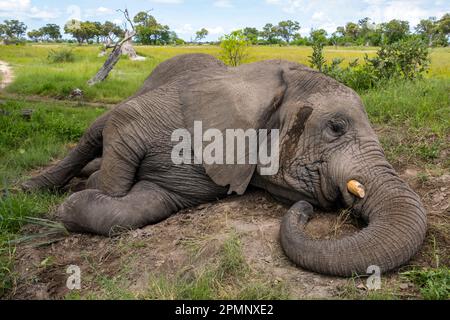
xmin=87 ymin=31 xmax=135 ymax=86
xmin=87 ymin=9 xmax=144 ymax=86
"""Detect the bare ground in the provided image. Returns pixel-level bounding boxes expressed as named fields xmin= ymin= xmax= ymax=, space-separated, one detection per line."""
xmin=0 ymin=60 xmax=14 ymax=89
xmin=7 ymin=163 xmax=449 ymax=299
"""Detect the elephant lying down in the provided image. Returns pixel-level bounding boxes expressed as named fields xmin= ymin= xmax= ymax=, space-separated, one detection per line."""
xmin=23 ymin=54 xmax=427 ymax=277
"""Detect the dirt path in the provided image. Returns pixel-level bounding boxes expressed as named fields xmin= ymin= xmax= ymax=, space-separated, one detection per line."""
xmin=0 ymin=60 xmax=14 ymax=89
xmin=0 ymin=92 xmax=116 ymax=109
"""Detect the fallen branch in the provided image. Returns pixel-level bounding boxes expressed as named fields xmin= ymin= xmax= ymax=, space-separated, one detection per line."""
xmin=87 ymin=30 xmax=135 ymax=86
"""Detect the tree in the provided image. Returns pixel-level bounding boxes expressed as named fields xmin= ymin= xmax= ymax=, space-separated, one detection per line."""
xmin=435 ymin=13 xmax=450 ymax=46
xmin=64 ymin=20 xmax=100 ymax=44
xmin=220 ymin=30 xmax=250 ymax=66
xmin=64 ymin=19 xmax=83 ymax=43
xmin=27 ymin=29 xmax=44 ymax=42
xmin=310 ymin=28 xmax=328 ymax=44
xmin=99 ymin=21 xmax=124 ymax=44
xmin=416 ymin=18 xmax=438 ymax=46
xmin=382 ymin=19 xmax=410 ymax=44
xmin=133 ymin=11 xmax=174 ymax=45
xmin=242 ymin=27 xmax=259 ymax=44
xmin=345 ymin=22 xmax=360 ymax=40
xmin=277 ymin=20 xmax=300 ymax=43
xmin=358 ymin=17 xmax=375 ymax=46
xmin=40 ymin=24 xmax=61 ymax=41
xmin=0 ymin=19 xmax=27 ymax=40
xmin=437 ymin=13 xmax=450 ymax=35
xmin=261 ymin=23 xmax=280 ymax=44
xmin=415 ymin=14 xmax=450 ymax=47
xmin=195 ymin=28 xmax=208 ymax=43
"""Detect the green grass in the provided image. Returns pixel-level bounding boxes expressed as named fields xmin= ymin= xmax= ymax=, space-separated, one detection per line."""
xmin=0 ymin=99 xmax=103 ymax=296
xmin=361 ymin=78 xmax=450 ymax=167
xmin=0 ymin=99 xmax=105 ymax=185
xmin=1 ymin=44 xmax=447 ymax=103
xmin=401 ymin=267 xmax=450 ymax=300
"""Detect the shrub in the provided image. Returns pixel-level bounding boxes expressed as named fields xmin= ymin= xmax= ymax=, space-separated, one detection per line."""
xmin=219 ymin=30 xmax=250 ymax=67
xmin=308 ymin=42 xmax=326 ymax=72
xmin=309 ymin=37 xmax=430 ymax=91
xmin=47 ymin=48 xmax=75 ymax=63
xmin=367 ymin=37 xmax=430 ymax=80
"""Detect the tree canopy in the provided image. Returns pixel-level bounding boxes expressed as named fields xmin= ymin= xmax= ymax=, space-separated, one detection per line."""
xmin=1 ymin=12 xmax=449 ymax=47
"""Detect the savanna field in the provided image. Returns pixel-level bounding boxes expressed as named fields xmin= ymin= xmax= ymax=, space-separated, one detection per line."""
xmin=0 ymin=44 xmax=449 ymax=299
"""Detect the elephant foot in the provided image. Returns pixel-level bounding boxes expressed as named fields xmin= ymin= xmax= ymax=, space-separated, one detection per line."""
xmin=57 ymin=181 xmax=181 ymax=236
xmin=21 ymin=175 xmax=59 ymax=192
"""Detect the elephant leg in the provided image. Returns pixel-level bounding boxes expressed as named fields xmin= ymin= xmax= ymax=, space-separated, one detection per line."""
xmin=79 ymin=158 xmax=102 ymax=178
xmin=22 ymin=112 xmax=110 ymax=191
xmin=86 ymin=170 xmax=101 ymax=189
xmin=96 ymin=139 xmax=141 ymax=197
xmin=57 ymin=181 xmax=181 ymax=236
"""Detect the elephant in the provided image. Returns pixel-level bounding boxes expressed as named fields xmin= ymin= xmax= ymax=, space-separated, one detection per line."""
xmin=22 ymin=53 xmax=427 ymax=277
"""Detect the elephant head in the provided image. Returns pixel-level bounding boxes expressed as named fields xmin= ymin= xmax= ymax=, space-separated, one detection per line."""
xmin=181 ymin=59 xmax=427 ymax=276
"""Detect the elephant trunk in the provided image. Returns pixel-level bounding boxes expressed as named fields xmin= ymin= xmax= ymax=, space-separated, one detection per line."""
xmin=280 ymin=170 xmax=427 ymax=276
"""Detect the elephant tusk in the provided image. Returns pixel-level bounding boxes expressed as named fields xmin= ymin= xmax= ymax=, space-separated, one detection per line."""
xmin=347 ymin=180 xmax=365 ymax=199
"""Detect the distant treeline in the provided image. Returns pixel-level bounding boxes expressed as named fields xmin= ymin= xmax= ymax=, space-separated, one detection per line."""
xmin=0 ymin=12 xmax=449 ymax=47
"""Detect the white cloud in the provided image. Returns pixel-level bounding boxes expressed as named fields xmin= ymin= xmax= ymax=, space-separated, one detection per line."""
xmin=312 ymin=11 xmax=324 ymax=21
xmin=265 ymin=0 xmax=309 ymax=14
xmin=266 ymin=0 xmax=449 ymax=30
xmin=174 ymin=23 xmax=193 ymax=34
xmin=214 ymin=0 xmax=234 ymax=8
xmin=0 ymin=0 xmax=60 ymax=19
xmin=206 ymin=26 xmax=225 ymax=35
xmin=0 ymin=0 xmax=29 ymax=11
xmin=149 ymin=0 xmax=184 ymax=4
xmin=84 ymin=6 xmax=114 ymax=18
xmin=361 ymin=0 xmax=447 ymax=26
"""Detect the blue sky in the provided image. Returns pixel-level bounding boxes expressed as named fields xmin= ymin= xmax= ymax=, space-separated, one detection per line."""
xmin=0 ymin=0 xmax=449 ymax=41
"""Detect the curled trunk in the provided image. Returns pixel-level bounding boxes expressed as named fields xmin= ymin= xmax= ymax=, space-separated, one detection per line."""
xmin=280 ymin=172 xmax=427 ymax=276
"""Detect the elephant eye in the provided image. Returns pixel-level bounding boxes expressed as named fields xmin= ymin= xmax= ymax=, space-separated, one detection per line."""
xmin=327 ymin=118 xmax=348 ymax=136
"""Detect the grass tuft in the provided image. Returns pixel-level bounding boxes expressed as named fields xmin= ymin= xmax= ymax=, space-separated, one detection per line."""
xmin=401 ymin=267 xmax=450 ymax=300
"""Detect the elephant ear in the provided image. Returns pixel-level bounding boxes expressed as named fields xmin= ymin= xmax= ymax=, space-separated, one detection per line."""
xmin=181 ymin=62 xmax=286 ymax=195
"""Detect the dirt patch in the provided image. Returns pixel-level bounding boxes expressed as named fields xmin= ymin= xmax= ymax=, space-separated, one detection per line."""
xmin=7 ymin=166 xmax=449 ymax=300
xmin=0 ymin=60 xmax=14 ymax=89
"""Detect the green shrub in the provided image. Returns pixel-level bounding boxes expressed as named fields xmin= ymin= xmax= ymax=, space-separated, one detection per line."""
xmin=219 ymin=30 xmax=250 ymax=67
xmin=367 ymin=37 xmax=430 ymax=80
xmin=47 ymin=48 xmax=75 ymax=63
xmin=309 ymin=37 xmax=430 ymax=91
xmin=308 ymin=42 xmax=326 ymax=72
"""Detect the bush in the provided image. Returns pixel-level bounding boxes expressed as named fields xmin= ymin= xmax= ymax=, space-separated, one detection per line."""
xmin=367 ymin=37 xmax=430 ymax=80
xmin=308 ymin=42 xmax=326 ymax=72
xmin=323 ymin=58 xmax=379 ymax=91
xmin=309 ymin=37 xmax=430 ymax=91
xmin=47 ymin=48 xmax=75 ymax=63
xmin=219 ymin=30 xmax=250 ymax=67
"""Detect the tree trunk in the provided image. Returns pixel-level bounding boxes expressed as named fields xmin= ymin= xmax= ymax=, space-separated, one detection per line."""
xmin=87 ymin=44 xmax=122 ymax=86
xmin=87 ymin=31 xmax=138 ymax=86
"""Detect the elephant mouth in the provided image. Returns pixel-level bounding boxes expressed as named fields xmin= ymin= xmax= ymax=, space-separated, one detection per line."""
xmin=316 ymin=167 xmax=369 ymax=212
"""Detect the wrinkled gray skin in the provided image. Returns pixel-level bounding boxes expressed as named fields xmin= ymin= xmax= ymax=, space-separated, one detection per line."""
xmin=23 ymin=54 xmax=427 ymax=277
